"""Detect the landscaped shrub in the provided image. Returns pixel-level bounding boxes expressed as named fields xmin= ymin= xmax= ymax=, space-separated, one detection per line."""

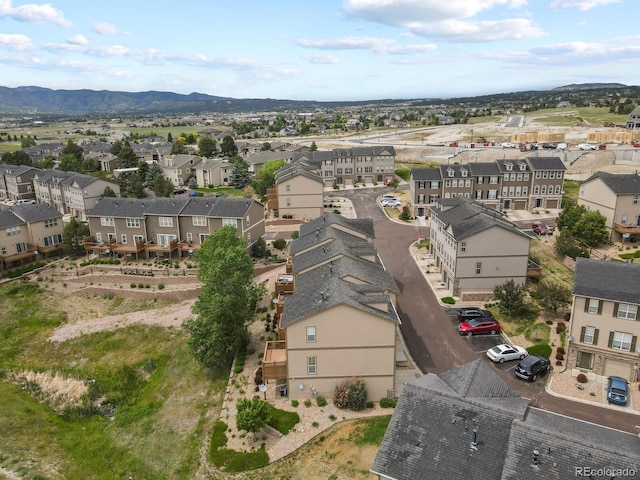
xmin=556 ymin=360 xmax=563 ymax=366
xmin=130 ymin=283 xmax=137 ymax=288
xmin=304 ymin=399 xmax=312 ymax=407
xmin=576 ymin=373 xmax=588 ymax=383
xmin=272 ymin=238 xmax=286 ymax=250
xmin=379 ymin=397 xmax=396 ymax=408
xmin=366 ymin=401 xmax=374 ymax=409
xmin=334 ymin=377 xmax=368 ymax=411
xmin=157 ymin=283 xmax=165 ymax=290
xmin=557 ymin=346 xmax=565 ymax=355
xmin=291 ymin=399 xmax=299 ymax=407
xmin=526 ymin=343 xmax=552 ymax=358
xmin=556 ymin=322 xmax=566 ymax=334
xmin=555 ymin=352 xmax=564 ymax=360
xmin=441 ymin=296 xmax=455 ymax=305
xmin=316 ymin=395 xmax=327 ymax=407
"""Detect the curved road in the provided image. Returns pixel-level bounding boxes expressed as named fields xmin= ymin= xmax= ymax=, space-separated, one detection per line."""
xmin=326 ymin=186 xmax=640 ymax=434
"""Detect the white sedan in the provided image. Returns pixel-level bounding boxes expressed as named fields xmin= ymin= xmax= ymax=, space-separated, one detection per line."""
xmin=486 ymin=344 xmax=528 ymax=363
xmin=381 ymin=199 xmax=402 ymax=207
xmin=577 ymin=143 xmax=596 ymax=150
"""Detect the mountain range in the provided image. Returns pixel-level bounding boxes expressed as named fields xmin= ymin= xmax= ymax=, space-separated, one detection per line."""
xmin=0 ymin=83 xmax=636 ymax=116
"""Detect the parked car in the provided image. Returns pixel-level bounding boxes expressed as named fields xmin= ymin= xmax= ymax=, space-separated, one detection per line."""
xmin=532 ymin=222 xmax=552 ymax=235
xmin=501 ymin=142 xmax=516 ymax=148
xmin=457 ymin=308 xmax=493 ymax=322
xmin=189 ymin=190 xmax=204 ymax=197
xmin=457 ymin=318 xmax=500 ymax=336
xmin=514 ymin=354 xmax=550 ymax=381
xmin=15 ymin=199 xmax=36 ymax=205
xmin=486 ymin=344 xmax=528 ymax=363
xmin=606 ymin=376 xmax=629 ymax=406
xmin=172 ymin=188 xmax=186 ymax=195
xmin=577 ymin=143 xmax=596 ymax=150
xmin=556 ymin=142 xmax=568 ymax=150
xmin=542 ymin=142 xmax=557 ymax=149
xmin=382 ymin=194 xmax=400 ymax=202
xmin=381 ymin=199 xmax=402 ymax=207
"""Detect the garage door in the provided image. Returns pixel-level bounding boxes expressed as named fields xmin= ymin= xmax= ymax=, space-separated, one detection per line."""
xmin=514 ymin=200 xmax=527 ymax=210
xmin=603 ymin=358 xmax=632 ymax=380
xmin=547 ymin=199 xmax=559 ymax=209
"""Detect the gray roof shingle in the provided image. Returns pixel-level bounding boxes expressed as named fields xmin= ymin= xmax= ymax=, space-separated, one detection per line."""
xmin=584 ymin=171 xmax=640 ymax=195
xmin=573 ymin=257 xmax=640 ymax=304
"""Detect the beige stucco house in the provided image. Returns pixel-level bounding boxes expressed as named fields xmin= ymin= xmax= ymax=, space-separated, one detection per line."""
xmin=193 ymin=158 xmax=233 ymax=188
xmin=567 ymin=257 xmax=640 ymax=382
xmin=578 ymin=171 xmax=640 ymax=243
xmin=429 ymin=197 xmax=531 ymax=298
xmin=160 ymin=154 xmax=202 ymax=187
xmin=262 ymin=213 xmax=400 ymax=401
xmin=269 ymin=161 xmax=324 ymax=220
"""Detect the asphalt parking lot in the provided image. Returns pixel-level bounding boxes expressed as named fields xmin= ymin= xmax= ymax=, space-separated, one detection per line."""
xmin=444 ymin=306 xmax=553 ymax=390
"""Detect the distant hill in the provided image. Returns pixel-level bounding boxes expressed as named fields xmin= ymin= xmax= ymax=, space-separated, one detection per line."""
xmin=0 ymin=83 xmax=636 ymax=115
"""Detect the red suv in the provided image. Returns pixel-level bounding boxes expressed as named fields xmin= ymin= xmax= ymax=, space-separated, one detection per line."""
xmin=457 ymin=318 xmax=501 ymax=336
xmin=532 ymin=222 xmax=551 ymax=235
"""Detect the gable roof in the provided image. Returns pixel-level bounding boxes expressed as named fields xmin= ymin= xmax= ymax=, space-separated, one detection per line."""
xmin=411 ymin=167 xmax=441 ymax=181
xmin=431 ymin=197 xmax=529 ymax=241
xmin=0 ymin=207 xmax=25 ymax=228
xmin=583 ymin=171 xmax=640 ymax=195
xmin=573 ymin=257 xmax=640 ymax=304
xmin=10 ymin=203 xmax=63 ymax=223
xmin=371 ymin=360 xmax=640 ymax=480
xmin=297 ymin=212 xmax=375 ymax=244
xmin=526 ymin=156 xmax=566 ymax=171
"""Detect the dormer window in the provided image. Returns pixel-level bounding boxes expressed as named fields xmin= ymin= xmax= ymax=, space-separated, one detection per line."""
xmin=447 ymin=168 xmax=454 ymax=177
xmin=461 ymin=169 xmax=468 ymax=177
xmin=518 ymin=162 xmax=526 ymax=171
xmin=505 ymin=162 xmax=513 ymax=171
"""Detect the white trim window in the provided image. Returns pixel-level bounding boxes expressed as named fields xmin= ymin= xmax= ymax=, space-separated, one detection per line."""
xmin=307 ymin=356 xmax=317 ymax=375
xmin=121 ymin=234 xmax=127 ymax=244
xmin=222 ymin=218 xmax=238 ymax=227
xmin=475 ymin=262 xmax=482 ymax=275
xmin=306 ymin=326 xmax=316 ymax=343
xmin=6 ymin=226 xmax=21 ymax=236
xmin=44 ymin=218 xmax=58 ymax=228
xmin=611 ymin=332 xmax=633 ymax=351
xmin=583 ymin=326 xmax=596 ymax=345
xmin=617 ymin=303 xmax=638 ymax=320
xmin=126 ymin=218 xmax=140 ymax=228
xmin=101 ymin=217 xmax=114 ymax=227
xmin=587 ymin=298 xmax=599 ymax=314
xmin=192 ymin=216 xmax=207 ymax=227
xmin=159 ymin=217 xmax=173 ymax=227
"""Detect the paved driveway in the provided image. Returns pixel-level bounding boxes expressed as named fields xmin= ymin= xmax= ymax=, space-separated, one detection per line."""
xmin=326 ymin=186 xmax=640 ymax=433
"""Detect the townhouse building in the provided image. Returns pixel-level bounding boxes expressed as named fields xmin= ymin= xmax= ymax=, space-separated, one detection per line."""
xmin=262 ymin=213 xmax=400 ymax=401
xmin=84 ymin=195 xmax=264 ymax=260
xmin=193 ymin=158 xmax=233 ymax=188
xmin=3 ymin=165 xmax=41 ymax=202
xmin=291 ymin=146 xmax=396 ymax=187
xmin=267 ymin=161 xmax=324 ymax=220
xmin=409 ymin=156 xmax=566 ymax=216
xmin=429 ymin=197 xmax=531 ymax=298
xmin=567 ymin=257 xmax=640 ymax=382
xmin=160 ymin=154 xmax=202 ymax=187
xmin=33 ymin=170 xmax=120 ymax=221
xmin=0 ymin=163 xmax=18 ymax=199
xmin=0 ymin=203 xmax=64 ymax=270
xmin=577 ymin=171 xmax=640 ymax=243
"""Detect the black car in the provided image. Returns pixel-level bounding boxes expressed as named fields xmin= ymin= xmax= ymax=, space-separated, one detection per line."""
xmin=172 ymin=188 xmax=186 ymax=195
xmin=514 ymin=354 xmax=550 ymax=381
xmin=457 ymin=308 xmax=493 ymax=322
xmin=542 ymin=142 xmax=557 ymax=149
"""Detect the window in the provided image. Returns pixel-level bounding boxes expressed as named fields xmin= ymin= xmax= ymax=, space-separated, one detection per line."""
xmin=621 ymin=214 xmax=628 ymax=225
xmin=634 ymin=195 xmax=639 ymax=205
xmin=509 ymin=186 xmax=515 ymax=196
xmin=461 ymin=169 xmax=468 ymax=177
xmin=587 ymin=298 xmax=600 ymax=314
xmin=222 ymin=218 xmax=238 ymax=227
xmin=534 ymin=185 xmax=540 ymax=194
xmin=6 ymin=225 xmax=21 ymax=236
xmin=286 ymin=184 xmax=291 ymax=192
xmin=610 ymin=332 xmax=633 ymax=351
xmin=306 ymin=326 xmax=316 ymax=342
xmin=121 ymin=234 xmax=127 ymax=244
xmin=133 ymin=235 xmax=143 ymax=243
xmin=549 ymin=171 xmax=555 ymax=179
xmin=126 ymin=218 xmax=140 ymax=228
xmin=159 ymin=217 xmax=173 ymax=227
xmin=475 ymin=262 xmax=482 ymax=275
xmin=488 ymin=190 xmax=497 ymax=199
xmin=430 ymin=181 xmax=439 ymax=189
xmin=617 ymin=303 xmax=638 ymax=320
xmin=460 ymin=242 xmax=467 ymax=252
xmin=541 ymin=185 xmax=546 ymax=194
xmin=555 ymin=185 xmax=561 ymax=194
xmin=307 ymin=356 xmax=317 ymax=375
xmin=535 ymin=171 xmax=542 ymax=179
xmin=465 ymin=179 xmax=471 ymax=187
xmin=101 ymin=217 xmax=114 ymax=227
xmin=44 ymin=218 xmax=58 ymax=228
xmin=429 ymin=194 xmax=439 ymax=203
xmin=542 ymin=171 xmax=548 ymax=179
xmin=445 ymin=179 xmax=451 ymax=187
xmin=582 ymin=326 xmax=597 ymax=345
xmin=418 ymin=194 xmax=425 ymax=203
xmin=502 ymin=187 xmax=508 ymax=196
xmin=524 ymin=173 xmax=529 ymax=181
xmin=515 ymin=186 xmax=521 ymax=196
xmin=0 ymin=247 xmax=5 ymax=255
xmin=477 ymin=176 xmax=484 ymax=184
xmin=517 ymin=173 xmax=523 ymax=181
xmin=452 ymin=179 xmax=458 ymax=187
xmin=510 ymin=173 xmax=516 ymax=181
xmin=523 ymin=186 xmax=528 ymax=196
xmin=476 ymin=190 xmax=483 ymax=199
xmin=95 ymin=232 xmax=102 ymax=242
xmin=505 ymin=162 xmax=512 ymax=171
xmin=16 ymin=242 xmax=27 ymax=253
xmin=156 ymin=234 xmax=177 ymax=246
xmin=418 ymin=181 xmax=426 ymax=189
xmin=192 ymin=216 xmax=207 ymax=226
xmin=489 ymin=176 xmax=498 ymax=184
xmin=43 ymin=234 xmax=62 ymax=246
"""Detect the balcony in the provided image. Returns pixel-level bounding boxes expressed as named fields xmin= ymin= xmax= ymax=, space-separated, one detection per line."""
xmin=614 ymin=223 xmax=640 ymax=235
xmin=527 ymin=259 xmax=542 ymax=278
xmin=111 ymin=239 xmax=147 ymax=260
xmin=145 ymin=239 xmax=179 ymax=258
xmin=262 ymin=340 xmax=287 ymax=382
xmin=275 ymin=273 xmax=295 ymax=294
xmin=1 ymin=243 xmax=38 ymax=265
xmin=83 ymin=236 xmax=116 ymax=255
xmin=178 ymin=240 xmax=201 ymax=255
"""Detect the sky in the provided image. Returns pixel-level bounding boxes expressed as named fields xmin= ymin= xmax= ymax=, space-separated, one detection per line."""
xmin=0 ymin=0 xmax=638 ymax=102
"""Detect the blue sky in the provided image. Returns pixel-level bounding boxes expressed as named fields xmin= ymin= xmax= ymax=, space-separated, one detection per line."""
xmin=0 ymin=0 xmax=637 ymax=101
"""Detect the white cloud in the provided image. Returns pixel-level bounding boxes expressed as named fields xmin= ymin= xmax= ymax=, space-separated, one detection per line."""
xmin=296 ymin=35 xmax=437 ymax=55
xmin=549 ymin=0 xmax=620 ymax=11
xmin=342 ymin=0 xmax=545 ymax=42
xmin=67 ymin=34 xmax=88 ymax=46
xmin=0 ymin=0 xmax=71 ymax=27
xmin=303 ymin=53 xmax=340 ymax=64
xmin=92 ymin=21 xmax=121 ymax=35
xmin=0 ymin=33 xmax=34 ymax=51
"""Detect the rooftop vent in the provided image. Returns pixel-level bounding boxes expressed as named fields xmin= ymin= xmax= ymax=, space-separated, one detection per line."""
xmin=531 ymin=450 xmax=540 ymax=469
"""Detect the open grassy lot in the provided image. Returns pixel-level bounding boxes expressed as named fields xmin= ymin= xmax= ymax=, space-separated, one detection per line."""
xmin=526 ymin=107 xmax=628 ymax=126
xmin=0 ymin=280 xmax=225 ymax=479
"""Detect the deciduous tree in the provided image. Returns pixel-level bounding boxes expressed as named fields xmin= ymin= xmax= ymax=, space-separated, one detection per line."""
xmin=493 ymin=279 xmax=526 ymax=317
xmin=536 ymin=281 xmax=571 ymax=317
xmin=235 ymin=397 xmax=270 ymax=440
xmin=183 ymin=226 xmax=258 ymax=370
xmin=198 ymin=135 xmax=217 ymax=158
xmin=63 ymin=217 xmax=90 ymax=254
